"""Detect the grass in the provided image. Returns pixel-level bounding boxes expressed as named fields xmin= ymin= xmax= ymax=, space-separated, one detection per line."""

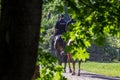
xmin=75 ymin=61 xmax=120 ymax=78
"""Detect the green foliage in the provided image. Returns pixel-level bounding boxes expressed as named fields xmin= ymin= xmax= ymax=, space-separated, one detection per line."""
xmin=40 ymin=9 xmax=57 ymax=52
xmin=43 ymin=0 xmax=64 ymax=14
xmin=37 ymin=49 xmax=67 ymax=80
xmin=62 ymin=0 xmax=120 ymax=61
xmin=64 ymin=0 xmax=120 ymax=38
xmin=63 ymin=22 xmax=90 ymax=61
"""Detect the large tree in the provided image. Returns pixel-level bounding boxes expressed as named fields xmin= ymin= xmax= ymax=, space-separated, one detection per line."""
xmin=0 ymin=0 xmax=42 ymax=80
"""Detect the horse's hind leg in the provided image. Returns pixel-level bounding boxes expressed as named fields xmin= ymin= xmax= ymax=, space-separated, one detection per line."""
xmin=67 ymin=54 xmax=72 ymax=73
xmin=58 ymin=56 xmax=62 ymax=65
xmin=72 ymin=60 xmax=76 ymax=75
xmin=63 ymin=62 xmax=66 ymax=73
xmin=56 ymin=51 xmax=62 ymax=65
xmin=58 ymin=59 xmax=62 ymax=65
xmin=78 ymin=60 xmax=82 ymax=76
xmin=68 ymin=62 xmax=72 ymax=73
xmin=62 ymin=54 xmax=67 ymax=73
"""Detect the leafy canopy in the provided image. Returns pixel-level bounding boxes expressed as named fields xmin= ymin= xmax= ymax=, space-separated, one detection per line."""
xmin=62 ymin=0 xmax=120 ymax=60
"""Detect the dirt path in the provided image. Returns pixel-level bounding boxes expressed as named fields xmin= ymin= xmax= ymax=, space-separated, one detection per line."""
xmin=63 ymin=69 xmax=120 ymax=80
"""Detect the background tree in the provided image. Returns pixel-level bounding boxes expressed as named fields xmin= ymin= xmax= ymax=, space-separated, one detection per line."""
xmin=88 ymin=36 xmax=120 ymax=62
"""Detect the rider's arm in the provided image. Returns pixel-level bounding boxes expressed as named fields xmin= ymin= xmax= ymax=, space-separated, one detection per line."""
xmin=67 ymin=19 xmax=72 ymax=26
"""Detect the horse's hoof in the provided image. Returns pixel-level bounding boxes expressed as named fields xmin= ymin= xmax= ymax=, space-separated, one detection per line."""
xmin=72 ymin=72 xmax=75 ymax=75
xmin=78 ymin=73 xmax=80 ymax=76
xmin=69 ymin=69 xmax=72 ymax=73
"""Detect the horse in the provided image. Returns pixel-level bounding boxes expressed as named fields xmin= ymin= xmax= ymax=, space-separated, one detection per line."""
xmin=67 ymin=39 xmax=82 ymax=76
xmin=54 ymin=35 xmax=68 ymax=72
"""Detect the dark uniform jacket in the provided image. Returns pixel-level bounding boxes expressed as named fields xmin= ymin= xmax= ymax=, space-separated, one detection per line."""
xmin=54 ymin=19 xmax=66 ymax=36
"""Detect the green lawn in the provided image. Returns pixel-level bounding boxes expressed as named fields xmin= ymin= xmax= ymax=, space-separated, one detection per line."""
xmin=76 ymin=61 xmax=120 ymax=78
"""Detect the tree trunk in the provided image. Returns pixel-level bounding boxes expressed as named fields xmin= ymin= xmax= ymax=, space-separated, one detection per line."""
xmin=0 ymin=0 xmax=42 ymax=80
xmin=31 ymin=65 xmax=40 ymax=80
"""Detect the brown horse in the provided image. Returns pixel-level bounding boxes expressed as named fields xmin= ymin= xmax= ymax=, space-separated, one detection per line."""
xmin=67 ymin=39 xmax=82 ymax=76
xmin=54 ymin=35 xmax=67 ymax=72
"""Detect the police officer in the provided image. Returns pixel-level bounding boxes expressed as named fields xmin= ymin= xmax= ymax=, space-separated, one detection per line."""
xmin=51 ymin=14 xmax=67 ymax=50
xmin=54 ymin=14 xmax=67 ymax=36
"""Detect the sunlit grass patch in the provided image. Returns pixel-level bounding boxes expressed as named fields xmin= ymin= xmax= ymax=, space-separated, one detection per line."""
xmin=77 ymin=61 xmax=120 ymax=78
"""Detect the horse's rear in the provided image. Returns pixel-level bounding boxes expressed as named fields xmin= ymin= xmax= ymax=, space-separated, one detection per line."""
xmin=54 ymin=35 xmax=67 ymax=72
xmin=54 ymin=35 xmax=64 ymax=53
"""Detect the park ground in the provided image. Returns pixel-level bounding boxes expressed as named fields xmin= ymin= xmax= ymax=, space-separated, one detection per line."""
xmin=63 ymin=61 xmax=120 ymax=80
xmin=63 ymin=70 xmax=120 ymax=80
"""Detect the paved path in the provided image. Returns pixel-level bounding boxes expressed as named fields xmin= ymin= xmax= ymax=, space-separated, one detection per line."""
xmin=63 ymin=68 xmax=120 ymax=80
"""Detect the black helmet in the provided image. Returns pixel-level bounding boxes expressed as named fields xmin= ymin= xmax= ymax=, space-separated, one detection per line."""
xmin=60 ymin=14 xmax=64 ymax=18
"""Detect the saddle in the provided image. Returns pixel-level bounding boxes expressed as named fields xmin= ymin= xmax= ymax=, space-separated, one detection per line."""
xmin=54 ymin=34 xmax=62 ymax=41
xmin=54 ymin=34 xmax=63 ymax=49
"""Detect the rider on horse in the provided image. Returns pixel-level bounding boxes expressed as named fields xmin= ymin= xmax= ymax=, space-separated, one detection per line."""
xmin=51 ymin=14 xmax=76 ymax=50
xmin=51 ymin=14 xmax=67 ymax=50
xmin=51 ymin=14 xmax=76 ymax=73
